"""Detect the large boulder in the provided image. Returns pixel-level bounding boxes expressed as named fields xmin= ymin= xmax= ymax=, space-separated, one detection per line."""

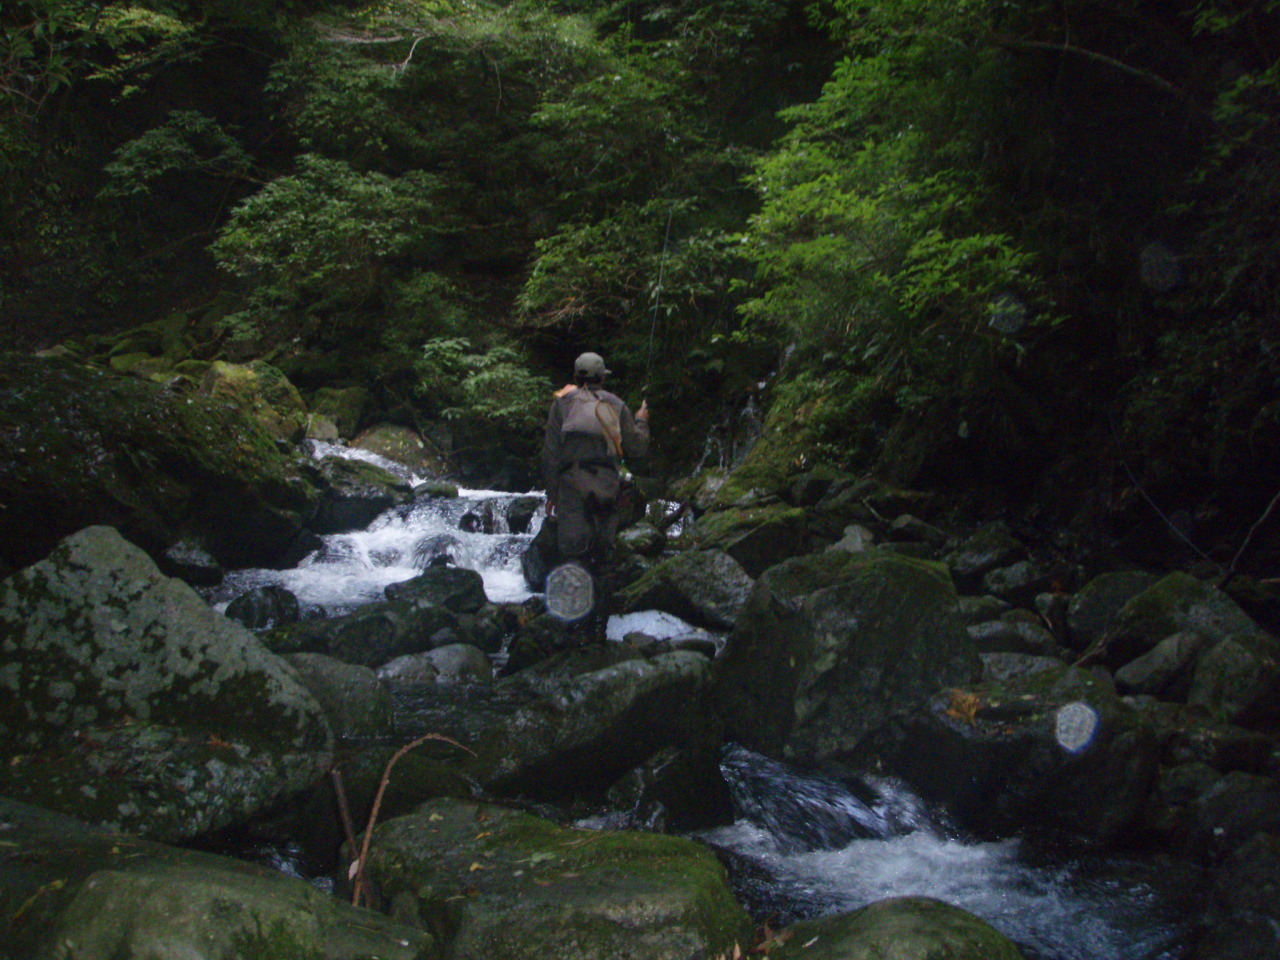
xmin=265 ymin=597 xmax=472 ymax=667
xmin=1097 ymin=572 xmax=1262 ymax=667
xmin=361 ymin=797 xmax=752 ymax=960
xmin=351 ymin=423 xmax=448 ymax=476
xmin=311 ymin=385 xmax=368 ymax=439
xmin=1188 ymin=631 xmax=1280 ymax=729
xmin=0 ymin=353 xmax=318 ymax=571
xmin=853 ymin=664 xmax=1158 ymax=846
xmin=617 ymin=549 xmax=754 ymax=631
xmin=384 ymin=565 xmax=489 ymax=614
xmin=0 ymin=526 xmax=333 ymax=841
xmin=308 ymin=456 xmax=414 ymax=535
xmin=694 ymin=503 xmax=810 ymax=577
xmin=715 ymin=550 xmax=981 ymax=764
xmin=200 ymin=359 xmax=308 ymax=442
xmin=1067 ymin=570 xmax=1161 ymax=651
xmin=767 ymin=897 xmax=1025 ymax=960
xmin=284 ymin=653 xmax=395 ymax=741
xmin=0 ymin=798 xmax=434 ymax=960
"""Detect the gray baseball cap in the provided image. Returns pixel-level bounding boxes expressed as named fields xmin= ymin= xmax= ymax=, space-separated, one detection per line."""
xmin=574 ymin=352 xmax=610 ymax=378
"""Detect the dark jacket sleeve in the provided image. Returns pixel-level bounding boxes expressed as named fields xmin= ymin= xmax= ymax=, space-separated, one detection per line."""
xmin=620 ymin=402 xmax=650 ymax=464
xmin=542 ymin=398 xmax=563 ymax=497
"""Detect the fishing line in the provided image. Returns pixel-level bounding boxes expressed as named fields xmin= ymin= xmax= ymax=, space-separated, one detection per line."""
xmin=644 ymin=205 xmax=675 ymax=397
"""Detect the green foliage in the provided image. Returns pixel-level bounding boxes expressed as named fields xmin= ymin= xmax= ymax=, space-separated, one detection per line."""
xmin=417 ymin=337 xmax=552 ymax=430
xmin=210 ymin=154 xmax=445 ymax=317
xmin=100 ymin=110 xmax=252 ymax=197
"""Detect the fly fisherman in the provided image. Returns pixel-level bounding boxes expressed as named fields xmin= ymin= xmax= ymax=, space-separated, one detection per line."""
xmin=542 ymin=352 xmax=650 ymax=642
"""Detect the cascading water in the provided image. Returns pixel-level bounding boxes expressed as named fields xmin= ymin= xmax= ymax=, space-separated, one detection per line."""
xmin=205 ymin=445 xmax=1198 ymax=958
xmin=704 ymin=745 xmax=1197 ymax=960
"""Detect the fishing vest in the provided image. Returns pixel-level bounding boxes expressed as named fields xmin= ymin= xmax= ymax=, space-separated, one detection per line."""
xmin=559 ymin=385 xmax=624 ymax=458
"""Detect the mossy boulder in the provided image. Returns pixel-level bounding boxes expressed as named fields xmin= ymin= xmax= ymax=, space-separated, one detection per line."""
xmin=946 ymin=523 xmax=1028 ymax=592
xmin=0 ymin=526 xmax=333 ymax=841
xmin=309 ymin=456 xmax=414 ymax=535
xmin=1066 ymin=570 xmax=1161 ymax=650
xmin=1187 ymin=630 xmax=1280 ymax=729
xmin=352 ymin=423 xmax=448 ymax=476
xmin=200 ymin=359 xmax=308 ymax=442
xmin=362 ymin=798 xmax=752 ymax=960
xmin=312 ymin=385 xmax=369 ymax=439
xmin=0 ymin=797 xmax=435 ymax=960
xmin=1096 ymin=572 xmax=1261 ymax=666
xmin=0 ymin=353 xmax=318 ymax=571
xmin=618 ymin=549 xmax=754 ymax=631
xmin=767 ymin=896 xmax=1025 ymax=960
xmin=283 ymin=653 xmax=395 ymax=742
xmin=264 ymin=597 xmax=473 ymax=668
xmin=854 ymin=664 xmax=1158 ymax=846
xmin=695 ymin=503 xmax=810 ymax=577
xmin=715 ymin=550 xmax=981 ymax=764
xmin=383 ymin=565 xmax=489 ymax=614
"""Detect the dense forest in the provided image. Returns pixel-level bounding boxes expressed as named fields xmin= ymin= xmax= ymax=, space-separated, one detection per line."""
xmin=3 ymin=0 xmax=1278 ymax=579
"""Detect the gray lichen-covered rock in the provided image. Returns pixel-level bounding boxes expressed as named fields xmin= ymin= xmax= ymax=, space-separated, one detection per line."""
xmin=284 ymin=653 xmax=394 ymax=741
xmin=0 ymin=526 xmax=333 ymax=841
xmin=618 ymin=549 xmax=754 ymax=631
xmin=361 ymin=798 xmax=752 ymax=960
xmin=1100 ymin=572 xmax=1261 ymax=666
xmin=715 ymin=550 xmax=981 ymax=764
xmin=767 ymin=896 xmax=1025 ymax=960
xmin=0 ymin=797 xmax=435 ymax=960
xmin=1066 ymin=570 xmax=1161 ymax=650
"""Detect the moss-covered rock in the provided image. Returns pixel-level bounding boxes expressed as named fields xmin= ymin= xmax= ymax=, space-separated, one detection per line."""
xmin=0 ymin=353 xmax=318 ymax=570
xmin=694 ymin=503 xmax=810 ymax=577
xmin=0 ymin=526 xmax=333 ymax=841
xmin=362 ymin=798 xmax=752 ymax=960
xmin=352 ymin=424 xmax=448 ymax=476
xmin=312 ymin=385 xmax=369 ymax=439
xmin=618 ymin=549 xmax=754 ymax=630
xmin=767 ymin=896 xmax=1025 ymax=960
xmin=284 ymin=653 xmax=395 ymax=742
xmin=1066 ymin=570 xmax=1161 ymax=650
xmin=0 ymin=797 xmax=435 ymax=960
xmin=854 ymin=664 xmax=1158 ymax=846
xmin=715 ymin=549 xmax=980 ymax=764
xmin=201 ymin=359 xmax=309 ymax=443
xmin=309 ymin=456 xmax=414 ymax=535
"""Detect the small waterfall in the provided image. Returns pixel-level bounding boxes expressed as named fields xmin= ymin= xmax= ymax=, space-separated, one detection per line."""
xmin=695 ymin=393 xmax=765 ymax=475
xmin=703 ymin=745 xmax=1195 ymax=960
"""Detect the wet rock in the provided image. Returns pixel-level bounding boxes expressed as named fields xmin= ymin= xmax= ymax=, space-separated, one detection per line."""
xmin=200 ymin=359 xmax=308 ymax=442
xmin=982 ymin=560 xmax=1054 ymax=608
xmin=1066 ymin=570 xmax=1161 ymax=651
xmin=384 ymin=564 xmax=488 ymax=614
xmin=309 ymin=456 xmax=413 ymax=535
xmin=618 ymin=521 xmax=666 ymax=557
xmin=0 ymin=526 xmax=333 ymax=841
xmin=410 ymin=533 xmax=462 ymax=568
xmin=606 ymin=742 xmax=735 ymax=833
xmin=767 ymin=896 xmax=1025 ymax=960
xmin=520 ymin=516 xmax=561 ymax=591
xmin=855 ymin=664 xmax=1158 ymax=846
xmin=695 ymin=503 xmax=810 ymax=577
xmin=352 ymin=423 xmax=448 ymax=476
xmin=304 ymin=412 xmax=340 ymax=441
xmin=980 ymin=652 xmax=1065 ymax=683
xmin=1099 ymin=572 xmax=1261 ymax=668
xmin=265 ymin=597 xmax=471 ymax=667
xmin=1189 ymin=771 xmax=1280 ymax=859
xmin=945 ymin=524 xmax=1027 ymax=592
xmin=507 ymin=495 xmax=542 ymax=535
xmin=889 ymin=513 xmax=949 ymax=545
xmin=957 ymin=594 xmax=1011 ymax=626
xmin=1188 ymin=632 xmax=1280 ymax=728
xmin=421 ymin=643 xmax=492 ymax=683
xmin=225 ymin=584 xmax=301 ymax=630
xmin=284 ymin=653 xmax=393 ymax=741
xmin=826 ymin=523 xmax=875 ymax=554
xmin=1115 ymin=631 xmax=1212 ymax=699
xmin=618 ymin=549 xmax=754 ymax=631
xmin=715 ymin=550 xmax=980 ymax=764
xmin=0 ymin=798 xmax=435 ymax=960
xmin=413 ymin=479 xmax=460 ymax=499
xmin=156 ymin=539 xmax=223 ymax=586
xmin=311 ymin=385 xmax=367 ymax=439
xmin=967 ymin=619 xmax=1063 ymax=657
xmin=0 ymin=354 xmax=318 ymax=570
xmin=361 ymin=798 xmax=751 ymax=960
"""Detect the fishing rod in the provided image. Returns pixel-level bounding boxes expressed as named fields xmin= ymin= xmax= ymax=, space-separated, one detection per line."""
xmin=643 ymin=205 xmax=675 ymax=400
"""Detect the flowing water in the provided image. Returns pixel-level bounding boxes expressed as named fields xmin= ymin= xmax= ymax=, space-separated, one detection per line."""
xmin=209 ymin=443 xmax=1200 ymax=958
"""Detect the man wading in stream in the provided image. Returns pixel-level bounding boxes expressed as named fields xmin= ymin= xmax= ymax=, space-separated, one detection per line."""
xmin=541 ymin=351 xmax=650 ymax=643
